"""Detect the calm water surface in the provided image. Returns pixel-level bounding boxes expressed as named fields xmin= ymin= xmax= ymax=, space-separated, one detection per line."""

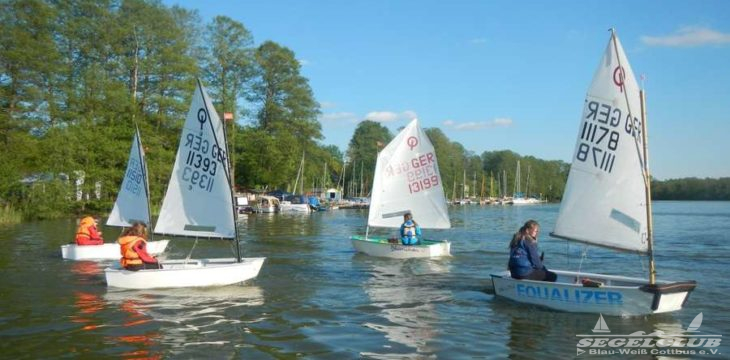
xmin=1 ymin=201 xmax=729 ymax=359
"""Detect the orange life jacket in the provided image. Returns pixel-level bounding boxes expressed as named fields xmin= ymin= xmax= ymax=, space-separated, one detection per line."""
xmin=76 ymin=216 xmax=95 ymax=241
xmin=118 ymin=235 xmax=146 ymax=267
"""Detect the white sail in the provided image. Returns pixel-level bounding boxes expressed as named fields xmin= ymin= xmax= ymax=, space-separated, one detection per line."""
xmin=107 ymin=128 xmax=151 ymax=227
xmin=592 ymin=314 xmax=611 ymax=333
xmin=368 ymin=119 xmax=451 ymax=229
xmin=155 ymin=80 xmax=235 ymax=238
xmin=552 ymin=33 xmax=648 ymax=253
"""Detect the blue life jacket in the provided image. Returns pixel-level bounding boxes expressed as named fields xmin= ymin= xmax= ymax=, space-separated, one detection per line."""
xmin=402 ymin=220 xmax=417 ymax=239
xmin=508 ymin=239 xmax=533 ymax=277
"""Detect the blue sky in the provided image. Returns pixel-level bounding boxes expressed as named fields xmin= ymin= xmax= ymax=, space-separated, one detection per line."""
xmin=165 ymin=0 xmax=730 ymax=180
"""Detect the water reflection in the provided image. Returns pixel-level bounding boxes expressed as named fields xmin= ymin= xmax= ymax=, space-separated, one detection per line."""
xmin=359 ymin=258 xmax=452 ymax=358
xmin=494 ymin=301 xmax=688 ymax=359
xmin=115 ymin=298 xmax=162 ymax=360
xmin=104 ymin=285 xmax=264 ymax=355
xmin=69 ymin=261 xmax=104 ymax=285
xmin=71 ymin=291 xmax=104 ymax=332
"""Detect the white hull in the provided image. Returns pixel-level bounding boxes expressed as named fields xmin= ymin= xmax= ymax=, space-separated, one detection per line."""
xmin=509 ymin=197 xmax=541 ymax=205
xmin=351 ymin=236 xmax=450 ymax=259
xmin=255 ymin=205 xmax=278 ymax=213
xmin=61 ymin=240 xmax=169 ymax=261
xmin=279 ymin=202 xmax=312 ymax=213
xmin=491 ymin=270 xmax=696 ymax=317
xmin=105 ymin=257 xmax=265 ymax=289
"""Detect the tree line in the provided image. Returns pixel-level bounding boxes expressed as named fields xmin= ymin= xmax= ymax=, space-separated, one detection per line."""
xmin=1 ymin=0 xmax=335 ymax=220
xmin=652 ymin=178 xmax=730 ymax=201
xmin=1 ymin=1 xmax=726 ymax=223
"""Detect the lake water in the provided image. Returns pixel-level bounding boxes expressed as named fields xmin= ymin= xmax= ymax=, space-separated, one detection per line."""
xmin=1 ymin=201 xmax=728 ymax=358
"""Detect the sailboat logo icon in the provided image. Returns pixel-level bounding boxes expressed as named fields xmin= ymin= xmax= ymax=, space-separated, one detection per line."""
xmin=592 ymin=313 xmax=610 ymax=333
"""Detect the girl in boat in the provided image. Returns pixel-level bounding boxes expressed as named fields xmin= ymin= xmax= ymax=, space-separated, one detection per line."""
xmin=118 ymin=222 xmax=161 ymax=271
xmin=75 ymin=216 xmax=104 ymax=245
xmin=400 ymin=213 xmax=422 ymax=245
xmin=508 ymin=220 xmax=556 ymax=282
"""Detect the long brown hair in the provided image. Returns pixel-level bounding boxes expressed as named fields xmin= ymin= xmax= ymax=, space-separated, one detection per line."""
xmin=121 ymin=222 xmax=148 ymax=239
xmin=509 ymin=220 xmax=539 ymax=249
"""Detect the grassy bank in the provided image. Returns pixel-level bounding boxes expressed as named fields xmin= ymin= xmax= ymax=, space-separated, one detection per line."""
xmin=0 ymin=204 xmax=22 ymax=225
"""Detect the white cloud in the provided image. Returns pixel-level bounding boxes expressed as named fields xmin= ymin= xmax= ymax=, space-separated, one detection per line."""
xmin=641 ymin=26 xmax=730 ymax=47
xmin=319 ymin=101 xmax=337 ymax=109
xmin=469 ymin=37 xmax=487 ymax=45
xmin=298 ymin=58 xmax=311 ymax=66
xmin=365 ymin=111 xmax=399 ymax=122
xmin=493 ymin=117 xmax=513 ymax=126
xmin=442 ymin=118 xmax=513 ymax=130
xmin=319 ymin=112 xmax=358 ymax=123
xmin=364 ymin=110 xmax=418 ymax=123
xmin=402 ymin=110 xmax=418 ymax=120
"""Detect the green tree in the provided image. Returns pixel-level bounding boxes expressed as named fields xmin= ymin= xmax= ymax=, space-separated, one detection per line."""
xmin=247 ymin=41 xmax=321 ymax=190
xmin=253 ymin=41 xmax=321 ymax=142
xmin=201 ymin=15 xmax=256 ymax=188
xmin=345 ymin=120 xmax=392 ymax=197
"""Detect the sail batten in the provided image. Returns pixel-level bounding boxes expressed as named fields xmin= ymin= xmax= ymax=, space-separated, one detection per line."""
xmin=154 ymin=80 xmax=235 ymax=239
xmin=368 ymin=119 xmax=451 ymax=229
xmin=552 ymin=32 xmax=648 ymax=253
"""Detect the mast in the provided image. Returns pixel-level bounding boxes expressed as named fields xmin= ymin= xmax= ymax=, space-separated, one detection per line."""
xmin=323 ymin=161 xmax=327 ymax=191
xmin=610 ymin=28 xmax=655 ymax=282
xmin=640 ymin=89 xmax=656 ymax=284
xmin=473 ymin=172 xmax=476 ymax=200
xmin=137 ymin=125 xmax=154 ymax=241
xmin=480 ymin=174 xmax=485 ymax=200
xmin=462 ymin=169 xmax=466 ymax=199
xmin=514 ymin=160 xmax=521 ymax=196
xmin=503 ymin=170 xmax=507 ymax=198
xmin=292 ymin=151 xmax=304 ymax=194
xmin=341 ymin=159 xmax=347 ymax=197
xmin=300 ymin=152 xmax=305 ymax=194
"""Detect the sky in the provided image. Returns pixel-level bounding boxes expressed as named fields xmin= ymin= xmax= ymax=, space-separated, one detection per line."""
xmin=164 ymin=0 xmax=730 ymax=180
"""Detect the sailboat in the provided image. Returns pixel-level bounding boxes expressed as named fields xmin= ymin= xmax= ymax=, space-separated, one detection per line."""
xmin=491 ymin=30 xmax=695 ymax=316
xmin=350 ymin=119 xmax=452 ymax=258
xmin=592 ymin=314 xmax=610 ymax=333
xmin=280 ymin=151 xmax=312 ymax=213
xmin=509 ymin=160 xmax=528 ymax=205
xmin=510 ymin=162 xmax=540 ymax=205
xmin=105 ymin=79 xmax=265 ymax=289
xmin=61 ymin=128 xmax=169 ymax=260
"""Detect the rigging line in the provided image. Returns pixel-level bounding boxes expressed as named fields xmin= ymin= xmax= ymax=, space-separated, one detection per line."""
xmin=197 ymin=80 xmax=232 ymax=191
xmin=577 ymin=246 xmax=589 ymax=275
xmin=185 ymin=238 xmax=199 ymax=263
xmin=610 ymin=29 xmax=647 ymax=177
xmin=610 ymin=28 xmax=648 ymax=187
